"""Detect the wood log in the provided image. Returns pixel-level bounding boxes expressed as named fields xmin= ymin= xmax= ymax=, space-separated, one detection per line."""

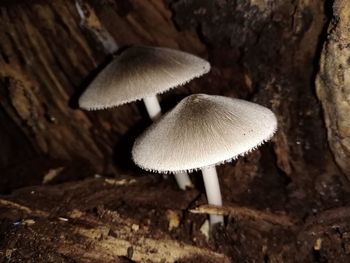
xmin=1 ymin=175 xmax=350 ymax=262
xmin=0 ymin=176 xmax=231 ymax=262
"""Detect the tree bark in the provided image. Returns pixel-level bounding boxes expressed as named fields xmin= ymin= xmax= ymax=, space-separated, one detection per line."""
xmin=316 ymin=0 xmax=350 ymax=180
xmin=0 ymin=0 xmax=206 ymax=177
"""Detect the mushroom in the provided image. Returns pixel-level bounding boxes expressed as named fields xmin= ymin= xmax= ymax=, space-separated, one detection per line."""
xmin=132 ymin=94 xmax=277 ymax=226
xmin=79 ymin=46 xmax=210 ymax=190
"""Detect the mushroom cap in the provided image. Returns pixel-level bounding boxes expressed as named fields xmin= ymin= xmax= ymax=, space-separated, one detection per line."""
xmin=79 ymin=46 xmax=210 ymax=110
xmin=132 ymin=94 xmax=277 ymax=173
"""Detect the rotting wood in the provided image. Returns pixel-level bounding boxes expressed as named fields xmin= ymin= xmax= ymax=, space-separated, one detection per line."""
xmin=1 ymin=200 xmax=229 ymax=262
xmin=0 ymin=198 xmax=49 ymax=217
xmin=190 ymin=204 xmax=296 ymax=226
xmin=59 ymin=227 xmax=230 ymax=263
xmin=0 ymin=180 xmax=229 ymax=263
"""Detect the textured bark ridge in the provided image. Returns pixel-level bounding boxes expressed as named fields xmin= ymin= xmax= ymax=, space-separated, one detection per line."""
xmin=170 ymin=0 xmax=337 ymax=193
xmin=0 ymin=0 xmax=205 ymax=175
xmin=316 ymin=0 xmax=350 ymax=179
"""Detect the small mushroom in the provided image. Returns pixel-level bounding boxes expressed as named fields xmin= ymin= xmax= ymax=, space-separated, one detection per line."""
xmin=132 ymin=94 xmax=277 ymax=226
xmin=79 ymin=46 xmax=210 ymax=190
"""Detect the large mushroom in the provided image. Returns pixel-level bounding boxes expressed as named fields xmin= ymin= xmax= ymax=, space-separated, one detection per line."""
xmin=79 ymin=46 xmax=210 ymax=190
xmin=132 ymin=94 xmax=277 ymax=226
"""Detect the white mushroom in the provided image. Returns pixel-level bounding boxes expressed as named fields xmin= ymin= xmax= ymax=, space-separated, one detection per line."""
xmin=79 ymin=46 xmax=210 ymax=190
xmin=132 ymin=94 xmax=278 ymax=226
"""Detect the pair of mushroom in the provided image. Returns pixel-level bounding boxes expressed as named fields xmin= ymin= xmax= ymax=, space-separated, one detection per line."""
xmin=79 ymin=46 xmax=277 ymax=226
xmin=80 ymin=46 xmax=211 ymax=190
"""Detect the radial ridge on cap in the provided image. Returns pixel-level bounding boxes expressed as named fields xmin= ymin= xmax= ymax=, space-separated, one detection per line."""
xmin=132 ymin=94 xmax=278 ymax=173
xmin=79 ymin=46 xmax=210 ymax=110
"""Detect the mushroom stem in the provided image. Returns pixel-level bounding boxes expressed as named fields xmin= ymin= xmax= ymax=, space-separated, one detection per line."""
xmin=143 ymin=95 xmax=162 ymax=121
xmin=173 ymin=171 xmax=193 ymax=190
xmin=201 ymin=166 xmax=224 ymax=226
xmin=142 ymin=95 xmax=193 ymax=190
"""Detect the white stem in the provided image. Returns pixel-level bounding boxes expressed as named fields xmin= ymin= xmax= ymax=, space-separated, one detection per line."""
xmin=143 ymin=95 xmax=162 ymax=121
xmin=174 ymin=171 xmax=193 ymax=190
xmin=142 ymin=95 xmax=193 ymax=190
xmin=201 ymin=166 xmax=224 ymax=226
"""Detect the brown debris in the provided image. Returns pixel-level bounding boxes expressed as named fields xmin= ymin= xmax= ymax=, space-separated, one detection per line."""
xmin=190 ymin=204 xmax=296 ymax=227
xmin=0 ymin=177 xmax=228 ymax=262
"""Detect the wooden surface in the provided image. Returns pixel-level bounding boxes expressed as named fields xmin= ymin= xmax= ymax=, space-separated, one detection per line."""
xmin=1 ymin=175 xmax=350 ymax=262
